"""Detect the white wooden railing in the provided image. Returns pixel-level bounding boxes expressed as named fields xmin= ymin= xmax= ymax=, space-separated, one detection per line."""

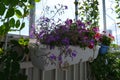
xmin=20 ymin=61 xmax=93 ymax=80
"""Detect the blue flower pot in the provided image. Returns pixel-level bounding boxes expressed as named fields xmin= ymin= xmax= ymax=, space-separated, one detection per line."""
xmin=99 ymin=45 xmax=109 ymax=54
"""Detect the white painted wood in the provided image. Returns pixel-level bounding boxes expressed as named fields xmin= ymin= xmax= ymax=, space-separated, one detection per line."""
xmin=42 ymin=71 xmax=45 ymax=80
xmin=29 ymin=43 xmax=99 ymax=70
xmin=73 ymin=65 xmax=76 ymax=80
xmin=33 ymin=67 xmax=40 ymax=80
xmin=20 ymin=62 xmax=92 ymax=80
xmin=84 ymin=62 xmax=87 ymax=80
xmin=55 ymin=69 xmax=58 ymax=80
xmin=20 ymin=62 xmax=33 ymax=69
xmin=80 ymin=62 xmax=84 ymax=80
xmin=65 ymin=70 xmax=68 ymax=80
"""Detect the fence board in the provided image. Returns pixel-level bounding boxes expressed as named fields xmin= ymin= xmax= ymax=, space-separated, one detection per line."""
xmin=20 ymin=62 xmax=91 ymax=80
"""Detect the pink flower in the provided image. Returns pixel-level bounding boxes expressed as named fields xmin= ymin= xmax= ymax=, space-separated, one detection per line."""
xmin=94 ymin=33 xmax=101 ymax=41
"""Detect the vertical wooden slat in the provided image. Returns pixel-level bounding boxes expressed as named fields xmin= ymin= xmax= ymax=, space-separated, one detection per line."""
xmin=65 ymin=70 xmax=68 ymax=80
xmin=55 ymin=69 xmax=58 ymax=80
xmin=84 ymin=62 xmax=87 ymax=80
xmin=20 ymin=61 xmax=90 ymax=80
xmin=26 ymin=68 xmax=33 ymax=80
xmin=42 ymin=71 xmax=45 ymax=80
xmin=80 ymin=62 xmax=84 ymax=80
xmin=33 ymin=67 xmax=40 ymax=80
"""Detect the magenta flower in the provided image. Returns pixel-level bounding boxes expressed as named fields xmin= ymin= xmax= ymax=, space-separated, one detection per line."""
xmin=92 ymin=27 xmax=99 ymax=32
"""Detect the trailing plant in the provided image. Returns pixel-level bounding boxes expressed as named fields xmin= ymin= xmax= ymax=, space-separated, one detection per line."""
xmin=78 ymin=0 xmax=99 ymax=27
xmin=90 ymin=51 xmax=120 ymax=80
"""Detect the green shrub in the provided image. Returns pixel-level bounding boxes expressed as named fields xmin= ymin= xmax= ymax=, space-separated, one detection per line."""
xmin=90 ymin=51 xmax=120 ymax=80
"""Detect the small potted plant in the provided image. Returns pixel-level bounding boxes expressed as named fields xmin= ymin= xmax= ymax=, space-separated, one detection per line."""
xmin=98 ymin=31 xmax=114 ymax=54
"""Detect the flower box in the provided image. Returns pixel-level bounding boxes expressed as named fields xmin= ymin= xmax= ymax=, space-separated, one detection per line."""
xmin=29 ymin=42 xmax=99 ymax=70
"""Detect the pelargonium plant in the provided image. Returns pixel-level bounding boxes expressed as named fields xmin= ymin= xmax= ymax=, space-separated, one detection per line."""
xmin=98 ymin=31 xmax=114 ymax=46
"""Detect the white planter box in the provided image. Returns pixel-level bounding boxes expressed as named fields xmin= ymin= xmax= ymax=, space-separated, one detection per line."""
xmin=29 ymin=43 xmax=99 ymax=71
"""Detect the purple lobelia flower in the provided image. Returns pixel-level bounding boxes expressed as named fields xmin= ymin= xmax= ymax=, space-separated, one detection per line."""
xmin=62 ymin=38 xmax=70 ymax=45
xmin=71 ymin=50 xmax=77 ymax=57
xmin=50 ymin=54 xmax=56 ymax=60
xmin=76 ymin=20 xmax=85 ymax=28
xmin=65 ymin=19 xmax=72 ymax=26
xmin=64 ymin=5 xmax=68 ymax=9
xmin=38 ymin=30 xmax=45 ymax=39
xmin=58 ymin=55 xmax=62 ymax=61
xmin=46 ymin=35 xmax=56 ymax=44
xmin=87 ymin=22 xmax=91 ymax=25
xmin=30 ymin=25 xmax=35 ymax=38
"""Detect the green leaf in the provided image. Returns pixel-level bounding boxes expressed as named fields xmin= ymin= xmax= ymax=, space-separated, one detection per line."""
xmin=35 ymin=0 xmax=40 ymax=2
xmin=15 ymin=10 xmax=22 ymax=18
xmin=3 ymin=0 xmax=10 ymax=5
xmin=5 ymin=8 xmax=14 ymax=18
xmin=11 ymin=61 xmax=20 ymax=74
xmin=27 ymin=5 xmax=34 ymax=9
xmin=9 ymin=18 xmax=15 ymax=27
xmin=0 ymin=25 xmax=6 ymax=35
xmin=16 ymin=20 xmax=20 ymax=28
xmin=23 ymin=8 xmax=29 ymax=17
xmin=20 ymin=22 xmax=25 ymax=30
xmin=21 ymin=0 xmax=27 ymax=2
xmin=0 ymin=3 xmax=6 ymax=15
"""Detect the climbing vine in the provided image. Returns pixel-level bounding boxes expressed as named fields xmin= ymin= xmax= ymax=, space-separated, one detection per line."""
xmin=78 ymin=0 xmax=99 ymax=27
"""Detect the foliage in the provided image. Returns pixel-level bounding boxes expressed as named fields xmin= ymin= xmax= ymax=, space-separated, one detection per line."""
xmin=0 ymin=38 xmax=29 ymax=80
xmin=0 ymin=0 xmax=39 ymax=80
xmin=78 ymin=0 xmax=99 ymax=26
xmin=90 ymin=51 xmax=120 ymax=80
xmin=0 ymin=0 xmax=40 ymax=36
xmin=98 ymin=31 xmax=114 ymax=46
xmin=114 ymin=0 xmax=120 ymax=18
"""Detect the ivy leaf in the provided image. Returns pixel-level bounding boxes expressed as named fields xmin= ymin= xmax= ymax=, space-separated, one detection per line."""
xmin=27 ymin=5 xmax=34 ymax=9
xmin=5 ymin=8 xmax=14 ymax=18
xmin=16 ymin=20 xmax=20 ymax=28
xmin=35 ymin=0 xmax=40 ymax=2
xmin=15 ymin=10 xmax=23 ymax=18
xmin=9 ymin=18 xmax=15 ymax=28
xmin=3 ymin=0 xmax=10 ymax=5
xmin=0 ymin=3 xmax=6 ymax=15
xmin=0 ymin=25 xmax=6 ymax=35
xmin=20 ymin=22 xmax=25 ymax=30
xmin=21 ymin=0 xmax=27 ymax=2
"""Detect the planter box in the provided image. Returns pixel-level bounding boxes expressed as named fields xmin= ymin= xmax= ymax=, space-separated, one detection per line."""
xmin=29 ymin=40 xmax=99 ymax=70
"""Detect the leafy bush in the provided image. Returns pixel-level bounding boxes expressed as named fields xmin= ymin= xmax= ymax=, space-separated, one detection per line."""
xmin=90 ymin=52 xmax=120 ymax=80
xmin=0 ymin=38 xmax=29 ymax=80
